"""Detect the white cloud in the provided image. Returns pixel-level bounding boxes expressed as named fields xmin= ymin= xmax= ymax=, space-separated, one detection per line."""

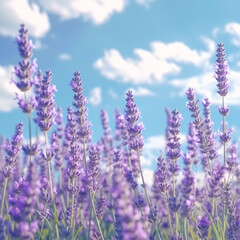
xmin=136 ymin=0 xmax=154 ymax=7
xmin=170 ymin=70 xmax=240 ymax=105
xmin=0 ymin=65 xmax=19 ymax=112
xmin=0 ymin=0 xmax=50 ymax=38
xmin=142 ymin=134 xmax=186 ymax=168
xmin=212 ymin=27 xmax=220 ymax=38
xmin=225 ymin=22 xmax=240 ymax=46
xmin=129 ymin=87 xmax=155 ymax=96
xmin=152 ymin=38 xmax=215 ymax=68
xmin=88 ymin=87 xmax=102 ymax=106
xmin=108 ymin=89 xmax=118 ymax=99
xmin=137 ymin=168 xmax=154 ymax=187
xmin=59 ymin=53 xmax=71 ymax=61
xmin=94 ymin=39 xmax=214 ymax=85
xmin=38 ymin=0 xmax=125 ymax=24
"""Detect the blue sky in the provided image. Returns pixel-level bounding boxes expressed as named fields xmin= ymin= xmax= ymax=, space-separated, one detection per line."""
xmin=1 ymin=0 xmax=240 ymax=176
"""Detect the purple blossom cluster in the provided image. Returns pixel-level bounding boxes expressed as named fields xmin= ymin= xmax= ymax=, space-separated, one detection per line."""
xmin=1 ymin=25 xmax=240 ymax=240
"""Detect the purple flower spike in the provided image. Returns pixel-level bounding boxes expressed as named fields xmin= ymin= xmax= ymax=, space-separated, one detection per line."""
xmin=167 ymin=109 xmax=182 ymax=175
xmin=218 ymin=127 xmax=233 ymax=143
xmin=70 ymin=71 xmax=91 ymax=142
xmin=227 ymin=143 xmax=238 ymax=172
xmin=124 ymin=168 xmax=138 ymax=190
xmin=112 ymin=149 xmax=147 ymax=240
xmin=214 ymin=42 xmax=229 ymax=97
xmin=124 ymin=90 xmax=144 ymax=151
xmin=12 ymin=24 xmax=37 ymax=92
xmin=15 ymin=94 xmax=37 ymax=114
xmin=34 ymin=70 xmax=56 ymax=132
xmin=217 ymin=105 xmax=230 ymax=117
xmin=96 ymin=197 xmax=107 ymax=220
xmin=3 ymin=123 xmax=23 ymax=177
xmin=168 ymin=197 xmax=181 ymax=212
xmin=197 ymin=215 xmax=211 ymax=238
xmin=22 ymin=140 xmax=40 ymax=156
xmin=155 ymin=155 xmax=170 ymax=193
xmin=87 ymin=145 xmax=100 ymax=192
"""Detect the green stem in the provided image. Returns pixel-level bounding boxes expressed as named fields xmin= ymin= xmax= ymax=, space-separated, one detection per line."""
xmin=184 ymin=217 xmax=188 ymax=240
xmin=222 ymin=96 xmax=227 ymax=237
xmin=71 ymin=178 xmax=75 ymax=238
xmin=165 ymin=193 xmax=173 ymax=236
xmin=38 ymin=202 xmax=47 ymax=240
xmin=87 ymin=203 xmax=93 ymax=240
xmin=28 ymin=113 xmax=32 ymax=164
xmin=83 ymin=138 xmax=87 ymax=168
xmin=136 ymin=150 xmax=161 ymax=240
xmin=172 ymin=172 xmax=179 ymax=238
xmin=59 ymin=168 xmax=66 ymax=213
xmin=0 ymin=178 xmax=8 ymax=217
xmin=45 ymin=131 xmax=59 ymax=239
xmin=89 ymin=192 xmax=105 ymax=240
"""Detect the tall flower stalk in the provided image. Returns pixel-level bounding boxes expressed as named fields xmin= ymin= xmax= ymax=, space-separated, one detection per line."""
xmin=166 ymin=109 xmax=182 ymax=239
xmin=12 ymin=24 xmax=38 ymax=166
xmin=214 ymin=42 xmax=230 ymax=166
xmin=70 ymin=72 xmax=104 ymax=239
xmin=1 ymin=123 xmax=23 ymax=216
xmin=124 ymin=90 xmax=161 ymax=239
xmin=34 ymin=70 xmax=59 ymax=238
xmin=214 ymin=42 xmax=232 ymax=237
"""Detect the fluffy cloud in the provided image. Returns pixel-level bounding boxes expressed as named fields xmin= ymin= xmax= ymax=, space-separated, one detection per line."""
xmin=94 ymin=39 xmax=215 ymax=85
xmin=136 ymin=0 xmax=155 ymax=7
xmin=58 ymin=53 xmax=71 ymax=61
xmin=0 ymin=65 xmax=19 ymax=112
xmin=0 ymin=0 xmax=50 ymax=38
xmin=142 ymin=134 xmax=186 ymax=168
xmin=225 ymin=22 xmax=240 ymax=46
xmin=170 ymin=70 xmax=240 ymax=105
xmin=137 ymin=168 xmax=154 ymax=187
xmin=38 ymin=0 xmax=125 ymax=24
xmin=88 ymin=87 xmax=102 ymax=106
xmin=108 ymin=89 xmax=118 ymax=99
xmin=129 ymin=87 xmax=155 ymax=96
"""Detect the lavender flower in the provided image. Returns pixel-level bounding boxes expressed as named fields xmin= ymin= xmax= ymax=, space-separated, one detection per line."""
xmin=96 ymin=197 xmax=107 ymax=220
xmin=224 ymin=183 xmax=239 ymax=240
xmin=3 ymin=123 xmax=23 ymax=178
xmin=167 ymin=109 xmax=182 ymax=176
xmin=227 ymin=143 xmax=238 ymax=172
xmin=218 ymin=105 xmax=230 ymax=117
xmin=214 ymin=42 xmax=229 ymax=97
xmin=22 ymin=139 xmax=40 ymax=156
xmin=180 ymin=169 xmax=195 ymax=219
xmin=208 ymin=164 xmax=226 ymax=198
xmin=66 ymin=107 xmax=82 ymax=180
xmin=12 ymin=24 xmax=37 ymax=92
xmin=34 ymin=70 xmax=56 ymax=132
xmin=8 ymin=162 xmax=41 ymax=239
xmin=70 ymin=71 xmax=91 ymax=142
xmin=15 ymin=94 xmax=37 ymax=114
xmin=87 ymin=145 xmax=100 ymax=192
xmin=218 ymin=127 xmax=233 ymax=143
xmin=112 ymin=150 xmax=148 ymax=239
xmin=155 ymin=155 xmax=170 ymax=193
xmin=197 ymin=215 xmax=211 ymax=238
xmin=125 ymin=90 xmax=144 ymax=151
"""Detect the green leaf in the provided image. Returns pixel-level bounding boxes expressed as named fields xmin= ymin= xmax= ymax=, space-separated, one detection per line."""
xmin=189 ymin=226 xmax=195 ymax=240
xmin=203 ymin=206 xmax=221 ymax=240
xmin=73 ymin=225 xmax=84 ymax=240
xmin=42 ymin=228 xmax=50 ymax=238
xmin=162 ymin=229 xmax=169 ymax=240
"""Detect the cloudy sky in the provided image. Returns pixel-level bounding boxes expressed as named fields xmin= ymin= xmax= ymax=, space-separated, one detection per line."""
xmin=1 ymin=0 xmax=240 ymax=175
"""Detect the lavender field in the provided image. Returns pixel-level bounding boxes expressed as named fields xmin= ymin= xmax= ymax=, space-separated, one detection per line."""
xmin=0 ymin=24 xmax=239 ymax=240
